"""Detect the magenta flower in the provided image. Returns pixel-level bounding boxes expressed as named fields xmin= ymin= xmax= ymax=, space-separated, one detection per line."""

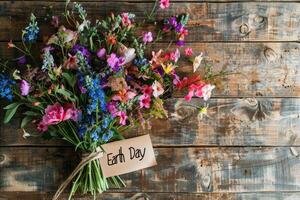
xmin=184 ymin=48 xmax=193 ymax=57
xmin=107 ymin=102 xmax=118 ymax=117
xmin=141 ymin=85 xmax=153 ymax=96
xmin=160 ymin=0 xmax=170 ymax=9
xmin=37 ymin=121 xmax=48 ymax=132
xmin=116 ymin=111 xmax=128 ymax=125
xmin=170 ymin=48 xmax=180 ymax=63
xmin=107 ymin=53 xmax=124 ymax=71
xmin=142 ymin=32 xmax=153 ymax=44
xmin=96 ymin=48 xmax=106 ymax=59
xmin=41 ymin=103 xmax=65 ymax=125
xmin=20 ymin=80 xmax=30 ymax=96
xmin=184 ymin=84 xmax=205 ymax=102
xmin=63 ymin=103 xmax=81 ymax=121
xmin=139 ymin=94 xmax=151 ymax=109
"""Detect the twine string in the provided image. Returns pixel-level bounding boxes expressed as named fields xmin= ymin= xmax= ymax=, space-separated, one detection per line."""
xmin=52 ymin=147 xmax=103 ymax=200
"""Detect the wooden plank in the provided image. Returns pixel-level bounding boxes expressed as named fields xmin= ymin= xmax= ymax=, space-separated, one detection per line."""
xmin=0 ymin=147 xmax=141 ymax=193
xmin=2 ymin=191 xmax=300 ymax=200
xmin=1 ymin=147 xmax=300 ymax=193
xmin=1 ymin=98 xmax=300 ymax=147
xmin=1 ymin=42 xmax=300 ymax=97
xmin=0 ymin=1 xmax=300 ymax=41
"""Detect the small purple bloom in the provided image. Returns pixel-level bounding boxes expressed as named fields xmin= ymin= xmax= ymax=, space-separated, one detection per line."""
xmin=142 ymin=32 xmax=153 ymax=44
xmin=169 ymin=17 xmax=177 ymax=27
xmin=175 ymin=23 xmax=183 ymax=33
xmin=107 ymin=53 xmax=124 ymax=72
xmin=20 ymin=80 xmax=30 ymax=96
xmin=72 ymin=45 xmax=91 ymax=58
xmin=17 ymin=56 xmax=26 ymax=65
xmin=97 ymin=48 xmax=106 ymax=59
xmin=176 ymin=40 xmax=185 ymax=46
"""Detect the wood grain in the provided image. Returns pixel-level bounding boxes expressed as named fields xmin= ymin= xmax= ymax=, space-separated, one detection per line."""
xmin=2 ymin=192 xmax=300 ymax=200
xmin=0 ymin=1 xmax=300 ymax=41
xmin=1 ymin=147 xmax=300 ymax=194
xmin=1 ymin=98 xmax=300 ymax=147
xmin=1 ymin=42 xmax=300 ymax=97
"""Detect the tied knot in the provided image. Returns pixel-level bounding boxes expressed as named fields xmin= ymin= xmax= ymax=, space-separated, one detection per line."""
xmin=52 ymin=147 xmax=103 ymax=200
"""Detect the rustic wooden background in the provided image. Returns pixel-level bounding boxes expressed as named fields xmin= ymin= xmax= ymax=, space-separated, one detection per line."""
xmin=1 ymin=0 xmax=300 ymax=199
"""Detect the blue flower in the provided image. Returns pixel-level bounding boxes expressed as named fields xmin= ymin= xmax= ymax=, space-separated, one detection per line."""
xmin=0 ymin=74 xmax=15 ymax=101
xmin=102 ymin=130 xmax=113 ymax=142
xmin=91 ymin=126 xmax=102 ymax=142
xmin=23 ymin=14 xmax=39 ymax=43
xmin=78 ymin=124 xmax=87 ymax=138
xmin=133 ymin=58 xmax=148 ymax=67
xmin=84 ymin=76 xmax=107 ymax=114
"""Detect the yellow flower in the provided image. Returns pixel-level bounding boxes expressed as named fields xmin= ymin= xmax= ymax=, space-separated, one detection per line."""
xmin=161 ymin=63 xmax=176 ymax=74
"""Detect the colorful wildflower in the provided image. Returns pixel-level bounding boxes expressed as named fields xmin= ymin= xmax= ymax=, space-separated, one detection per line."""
xmin=142 ymin=32 xmax=153 ymax=44
xmin=23 ymin=14 xmax=39 ymax=43
xmin=20 ymin=80 xmax=30 ymax=96
xmin=160 ymin=0 xmax=170 ymax=9
xmin=0 ymin=74 xmax=15 ymax=101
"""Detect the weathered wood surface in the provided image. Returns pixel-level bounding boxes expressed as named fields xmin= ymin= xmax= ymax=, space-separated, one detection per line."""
xmin=1 ymin=42 xmax=300 ymax=97
xmin=0 ymin=1 xmax=300 ymax=41
xmin=2 ymin=192 xmax=300 ymax=200
xmin=1 ymin=98 xmax=300 ymax=147
xmin=1 ymin=147 xmax=300 ymax=194
xmin=1 ymin=0 xmax=300 ymax=199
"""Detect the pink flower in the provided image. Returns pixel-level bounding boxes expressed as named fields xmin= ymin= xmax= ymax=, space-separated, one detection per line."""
xmin=107 ymin=102 xmax=118 ymax=117
xmin=160 ymin=0 xmax=170 ymax=9
xmin=170 ymin=48 xmax=180 ymax=62
xmin=139 ymin=94 xmax=151 ymax=108
xmin=112 ymin=88 xmax=137 ymax=103
xmin=37 ymin=121 xmax=48 ymax=132
xmin=42 ymin=103 xmax=65 ymax=125
xmin=141 ymin=85 xmax=153 ymax=96
xmin=184 ymin=48 xmax=193 ymax=57
xmin=152 ymin=81 xmax=164 ymax=98
xmin=121 ymin=13 xmax=132 ymax=27
xmin=97 ymin=48 xmax=106 ymax=59
xmin=143 ymin=32 xmax=153 ymax=44
xmin=63 ymin=54 xmax=77 ymax=69
xmin=20 ymin=80 xmax=30 ymax=96
xmin=116 ymin=111 xmax=128 ymax=125
xmin=63 ymin=103 xmax=81 ymax=121
xmin=184 ymin=84 xmax=205 ymax=102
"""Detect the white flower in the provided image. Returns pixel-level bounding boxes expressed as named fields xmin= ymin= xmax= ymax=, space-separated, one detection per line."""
xmin=202 ymin=84 xmax=215 ymax=101
xmin=152 ymin=81 xmax=164 ymax=98
xmin=123 ymin=48 xmax=136 ymax=64
xmin=193 ymin=52 xmax=203 ymax=72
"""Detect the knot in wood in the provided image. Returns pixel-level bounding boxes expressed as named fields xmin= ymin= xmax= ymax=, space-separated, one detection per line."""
xmin=264 ymin=47 xmax=278 ymax=63
xmin=0 ymin=154 xmax=5 ymax=163
xmin=239 ymin=23 xmax=250 ymax=35
xmin=254 ymin=15 xmax=265 ymax=24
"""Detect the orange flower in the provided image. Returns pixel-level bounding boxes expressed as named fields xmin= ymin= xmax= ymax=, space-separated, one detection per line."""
xmin=107 ymin=34 xmax=117 ymax=45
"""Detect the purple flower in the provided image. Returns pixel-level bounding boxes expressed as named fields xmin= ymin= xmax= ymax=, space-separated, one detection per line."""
xmin=17 ymin=56 xmax=26 ymax=65
xmin=169 ymin=17 xmax=177 ymax=27
xmin=176 ymin=40 xmax=185 ymax=46
xmin=20 ymin=80 xmax=30 ymax=96
xmin=107 ymin=53 xmax=124 ymax=72
xmin=175 ymin=23 xmax=183 ymax=33
xmin=97 ymin=48 xmax=106 ymax=59
xmin=72 ymin=45 xmax=91 ymax=58
xmin=142 ymin=32 xmax=153 ymax=44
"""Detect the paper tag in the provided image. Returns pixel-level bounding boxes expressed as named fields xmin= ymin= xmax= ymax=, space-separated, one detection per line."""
xmin=99 ymin=134 xmax=157 ymax=178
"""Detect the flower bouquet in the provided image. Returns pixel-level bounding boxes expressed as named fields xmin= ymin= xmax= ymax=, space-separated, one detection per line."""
xmin=0 ymin=0 xmax=228 ymax=199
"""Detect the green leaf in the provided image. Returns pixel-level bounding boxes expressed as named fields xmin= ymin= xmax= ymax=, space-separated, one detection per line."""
xmin=4 ymin=102 xmax=22 ymax=110
xmin=4 ymin=103 xmax=22 ymax=123
xmin=24 ymin=111 xmax=40 ymax=117
xmin=62 ymin=72 xmax=76 ymax=88
xmin=21 ymin=116 xmax=32 ymax=128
